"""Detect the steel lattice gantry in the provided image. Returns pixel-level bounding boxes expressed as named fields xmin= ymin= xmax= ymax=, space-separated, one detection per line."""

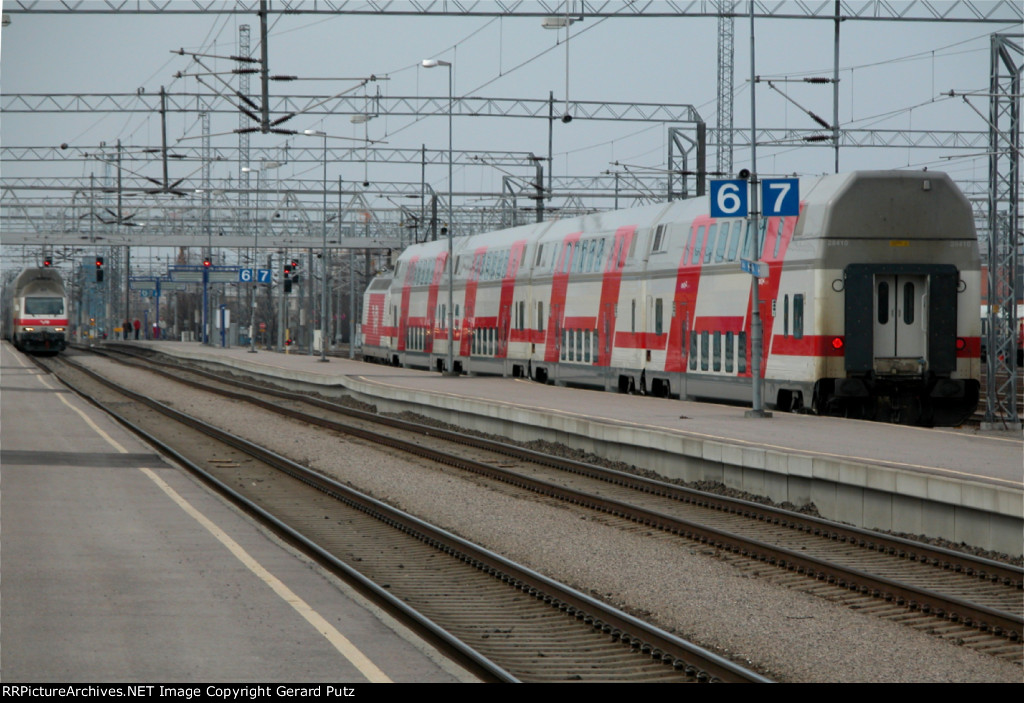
xmin=2 ymin=1 xmax=1021 ymax=23
xmin=984 ymin=33 xmax=1022 ymax=428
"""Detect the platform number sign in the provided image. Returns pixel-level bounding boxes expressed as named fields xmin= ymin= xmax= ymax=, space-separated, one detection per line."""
xmin=761 ymin=178 xmax=799 ymax=217
xmin=710 ymin=179 xmax=748 ymax=218
xmin=240 ymin=268 xmax=273 ymax=284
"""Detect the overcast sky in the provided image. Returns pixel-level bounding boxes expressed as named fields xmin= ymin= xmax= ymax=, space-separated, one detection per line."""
xmin=0 ymin=3 xmax=1017 ymax=223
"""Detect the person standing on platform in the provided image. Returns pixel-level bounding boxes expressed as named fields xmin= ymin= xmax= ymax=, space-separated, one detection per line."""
xmin=133 ymin=319 xmax=141 ymax=340
xmin=123 ymin=320 xmax=131 ymax=340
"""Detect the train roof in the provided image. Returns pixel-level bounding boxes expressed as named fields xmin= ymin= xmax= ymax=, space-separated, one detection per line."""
xmin=795 ymin=170 xmax=975 ymax=241
xmin=12 ymin=267 xmax=65 ymax=295
xmin=391 ymin=170 xmax=974 ymax=262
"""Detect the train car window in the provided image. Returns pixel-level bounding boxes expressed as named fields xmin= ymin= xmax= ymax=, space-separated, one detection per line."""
xmin=596 ymin=239 xmax=607 ymax=270
xmin=691 ymin=226 xmax=705 ymax=265
xmin=759 ymin=219 xmax=769 ymax=258
xmin=577 ymin=330 xmax=583 ymax=362
xmin=538 ymin=302 xmax=544 ymax=332
xmin=652 ymin=224 xmax=668 ymax=253
xmin=794 ymin=294 xmax=805 ymax=339
xmin=701 ymin=331 xmax=709 ymax=370
xmin=24 ymin=297 xmax=64 ymax=315
xmin=742 ymin=222 xmax=753 ymax=260
xmin=726 ymin=332 xmax=735 ymax=373
xmin=713 ymin=331 xmax=722 ymax=372
xmin=727 ymin=221 xmax=742 ymax=261
xmin=655 ymin=298 xmax=664 ymax=336
xmin=503 ymin=250 xmax=510 ymax=278
xmin=903 ymin=282 xmax=915 ymax=325
xmin=535 ymin=245 xmax=544 ymax=268
xmin=628 ymin=233 xmax=638 ymax=259
xmin=773 ymin=218 xmax=785 ymax=259
xmin=738 ymin=332 xmax=747 ymax=374
xmin=877 ymin=282 xmax=889 ymax=324
xmin=715 ymin=224 xmax=729 ymax=262
xmin=690 ymin=333 xmax=698 ymax=370
xmin=784 ymin=294 xmax=790 ymax=337
xmin=704 ymin=224 xmax=718 ymax=264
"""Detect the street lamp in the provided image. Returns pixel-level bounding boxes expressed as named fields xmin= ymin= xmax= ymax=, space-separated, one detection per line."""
xmin=242 ymin=162 xmax=281 ymax=353
xmin=304 ymin=129 xmax=330 ymax=363
xmin=422 ymin=58 xmax=456 ymax=376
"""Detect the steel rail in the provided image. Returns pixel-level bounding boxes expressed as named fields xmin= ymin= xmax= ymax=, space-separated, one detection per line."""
xmin=89 ymin=344 xmax=1024 ymax=641
xmin=49 ymin=352 xmax=771 ymax=683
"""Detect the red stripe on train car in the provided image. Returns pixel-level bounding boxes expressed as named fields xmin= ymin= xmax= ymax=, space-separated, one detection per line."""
xmin=423 ymin=254 xmax=448 ymax=351
xmin=496 ymin=240 xmax=526 ymax=359
xmin=596 ymin=226 xmax=637 ymax=367
xmin=770 ymin=335 xmax=846 ymax=357
xmin=665 ymin=217 xmax=711 ymax=372
xmin=741 ymin=212 xmax=800 ymax=377
xmin=459 ymin=247 xmax=488 ymax=357
xmin=397 ymin=255 xmax=420 ymax=352
xmin=14 ymin=318 xmax=69 ymax=326
xmin=544 ymin=232 xmax=583 ymax=363
xmin=363 ymin=293 xmax=387 ymax=346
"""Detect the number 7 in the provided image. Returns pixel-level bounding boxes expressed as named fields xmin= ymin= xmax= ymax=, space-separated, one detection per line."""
xmin=767 ymin=182 xmax=790 ymax=213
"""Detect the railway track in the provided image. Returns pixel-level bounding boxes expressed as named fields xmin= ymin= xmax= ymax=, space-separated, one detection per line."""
xmin=975 ymin=363 xmax=1024 ymax=426
xmin=76 ymin=344 xmax=1024 ymax=664
xmin=35 ymin=351 xmax=769 ymax=684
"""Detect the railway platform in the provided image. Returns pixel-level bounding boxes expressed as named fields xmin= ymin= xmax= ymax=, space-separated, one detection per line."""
xmin=114 ymin=340 xmax=1023 ymax=557
xmin=0 ymin=342 xmax=475 ymax=683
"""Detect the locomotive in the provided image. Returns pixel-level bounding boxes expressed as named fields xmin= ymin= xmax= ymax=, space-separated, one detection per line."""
xmin=3 ymin=267 xmax=70 ymax=355
xmin=362 ymin=171 xmax=981 ymax=426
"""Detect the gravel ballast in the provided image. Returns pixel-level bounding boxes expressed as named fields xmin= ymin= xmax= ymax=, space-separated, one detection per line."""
xmin=76 ymin=355 xmax=1024 ymax=683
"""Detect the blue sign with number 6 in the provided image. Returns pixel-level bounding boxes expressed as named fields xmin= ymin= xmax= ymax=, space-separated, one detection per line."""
xmin=710 ymin=179 xmax=748 ymax=218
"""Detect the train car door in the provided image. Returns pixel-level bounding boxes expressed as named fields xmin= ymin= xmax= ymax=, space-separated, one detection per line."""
xmin=873 ymin=274 xmax=928 ymax=372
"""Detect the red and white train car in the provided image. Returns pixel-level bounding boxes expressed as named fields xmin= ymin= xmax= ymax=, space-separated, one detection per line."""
xmin=3 ymin=267 xmax=70 ymax=355
xmin=363 ymin=171 xmax=981 ymax=425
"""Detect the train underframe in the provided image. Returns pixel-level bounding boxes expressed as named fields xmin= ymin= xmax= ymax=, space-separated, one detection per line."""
xmin=364 ymin=348 xmax=978 ymax=427
xmin=14 ymin=330 xmax=67 ymax=355
xmin=814 ymin=373 xmax=978 ymax=427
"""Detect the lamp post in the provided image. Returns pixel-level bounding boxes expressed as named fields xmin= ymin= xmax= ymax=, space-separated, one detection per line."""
xmin=304 ymin=129 xmax=330 ymax=363
xmin=241 ymin=166 xmax=261 ymax=353
xmin=242 ymin=162 xmax=281 ymax=353
xmin=422 ymin=58 xmax=455 ymax=376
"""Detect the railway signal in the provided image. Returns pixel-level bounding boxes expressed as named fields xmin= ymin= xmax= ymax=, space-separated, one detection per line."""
xmin=95 ymin=256 xmax=104 ymax=282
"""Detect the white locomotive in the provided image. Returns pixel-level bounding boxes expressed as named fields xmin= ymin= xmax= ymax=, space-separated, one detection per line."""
xmin=362 ymin=171 xmax=981 ymax=426
xmin=3 ymin=267 xmax=70 ymax=355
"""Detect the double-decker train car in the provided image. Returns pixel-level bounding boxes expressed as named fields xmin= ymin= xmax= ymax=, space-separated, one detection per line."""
xmin=3 ymin=267 xmax=70 ymax=355
xmin=362 ymin=171 xmax=981 ymax=426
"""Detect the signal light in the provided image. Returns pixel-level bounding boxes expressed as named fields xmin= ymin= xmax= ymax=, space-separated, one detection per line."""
xmin=956 ymin=337 xmax=967 ymax=351
xmin=203 ymin=258 xmax=212 ymax=267
xmin=95 ymin=256 xmax=104 ymax=282
xmin=43 ymin=257 xmax=52 ymax=267
xmin=831 ymin=336 xmax=844 ymax=350
xmin=284 ymin=263 xmax=292 ymax=275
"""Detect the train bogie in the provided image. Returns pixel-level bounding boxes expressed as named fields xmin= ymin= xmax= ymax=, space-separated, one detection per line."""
xmin=362 ymin=171 xmax=981 ymax=426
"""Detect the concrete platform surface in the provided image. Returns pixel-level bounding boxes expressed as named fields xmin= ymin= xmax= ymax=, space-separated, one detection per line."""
xmin=0 ymin=342 xmax=474 ymax=683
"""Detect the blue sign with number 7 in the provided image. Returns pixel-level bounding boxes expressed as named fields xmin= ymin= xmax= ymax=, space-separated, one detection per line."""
xmin=761 ymin=178 xmax=800 ymax=217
